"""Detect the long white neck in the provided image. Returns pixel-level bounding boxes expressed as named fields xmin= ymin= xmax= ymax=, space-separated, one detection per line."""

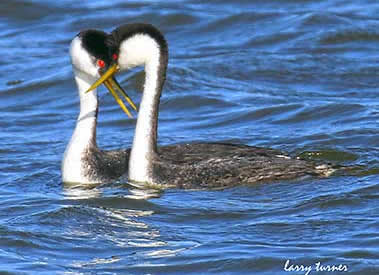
xmin=62 ymin=73 xmax=99 ymax=183
xmin=127 ymin=35 xmax=166 ymax=184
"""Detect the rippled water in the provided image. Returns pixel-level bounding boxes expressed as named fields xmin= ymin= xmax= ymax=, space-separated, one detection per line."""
xmin=1 ymin=0 xmax=379 ymax=274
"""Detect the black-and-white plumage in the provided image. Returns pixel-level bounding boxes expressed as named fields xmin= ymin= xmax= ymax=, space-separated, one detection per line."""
xmin=104 ymin=23 xmax=332 ymax=188
xmin=62 ymin=30 xmax=129 ymax=183
xmin=63 ymin=23 xmax=332 ymax=188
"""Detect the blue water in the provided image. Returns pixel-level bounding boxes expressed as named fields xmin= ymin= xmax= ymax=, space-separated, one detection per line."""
xmin=1 ymin=0 xmax=378 ymax=274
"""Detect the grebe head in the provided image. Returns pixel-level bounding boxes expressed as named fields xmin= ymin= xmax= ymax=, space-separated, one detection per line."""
xmin=71 ymin=29 xmax=137 ymax=116
xmin=85 ymin=23 xmax=167 ymax=116
xmin=70 ymin=30 xmax=112 ymax=82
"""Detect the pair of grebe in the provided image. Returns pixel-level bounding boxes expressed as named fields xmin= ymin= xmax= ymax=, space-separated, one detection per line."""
xmin=62 ymin=23 xmax=330 ymax=189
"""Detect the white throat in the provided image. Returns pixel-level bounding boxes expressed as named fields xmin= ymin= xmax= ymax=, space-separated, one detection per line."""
xmin=124 ymin=34 xmax=162 ymax=184
xmin=62 ymin=73 xmax=99 ymax=184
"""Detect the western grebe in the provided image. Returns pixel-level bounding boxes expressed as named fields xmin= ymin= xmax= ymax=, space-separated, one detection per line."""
xmin=61 ymin=29 xmax=137 ymax=184
xmin=86 ymin=23 xmax=332 ymax=188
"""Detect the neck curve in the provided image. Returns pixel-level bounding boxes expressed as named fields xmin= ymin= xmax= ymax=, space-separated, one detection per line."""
xmin=128 ymin=35 xmax=168 ymax=184
xmin=62 ymin=73 xmax=99 ymax=183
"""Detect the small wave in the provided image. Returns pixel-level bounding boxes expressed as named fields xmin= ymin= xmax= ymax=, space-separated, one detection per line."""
xmin=273 ymin=103 xmax=365 ymax=124
xmin=0 ymin=0 xmax=57 ymax=22
xmin=321 ymin=29 xmax=379 ymax=45
xmin=201 ymin=11 xmax=279 ymax=33
xmin=300 ymin=12 xmax=351 ymax=27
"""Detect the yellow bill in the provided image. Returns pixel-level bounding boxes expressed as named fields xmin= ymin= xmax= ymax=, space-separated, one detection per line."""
xmin=85 ymin=64 xmax=119 ymax=93
xmin=108 ymin=77 xmax=137 ymax=111
xmin=86 ymin=63 xmax=138 ymax=118
xmin=103 ymin=80 xmax=132 ymax=118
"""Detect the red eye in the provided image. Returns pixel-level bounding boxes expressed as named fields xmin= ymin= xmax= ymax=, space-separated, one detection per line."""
xmin=97 ymin=59 xmax=105 ymax=68
xmin=112 ymin=53 xmax=118 ymax=60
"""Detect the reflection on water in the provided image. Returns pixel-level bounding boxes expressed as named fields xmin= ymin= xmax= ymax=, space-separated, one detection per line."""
xmin=70 ymin=255 xmax=121 ymax=268
xmin=62 ymin=182 xmax=190 ymax=269
xmin=1 ymin=0 xmax=379 ymax=273
xmin=63 ymin=182 xmax=103 ymax=199
xmin=63 ymin=181 xmax=162 ymax=200
xmin=61 ymin=182 xmax=202 ymax=269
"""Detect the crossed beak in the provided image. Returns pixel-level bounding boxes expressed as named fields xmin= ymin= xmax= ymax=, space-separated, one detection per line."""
xmin=85 ymin=64 xmax=137 ymax=118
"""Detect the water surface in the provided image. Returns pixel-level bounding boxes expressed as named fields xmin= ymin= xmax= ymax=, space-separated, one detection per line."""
xmin=0 ymin=0 xmax=378 ymax=274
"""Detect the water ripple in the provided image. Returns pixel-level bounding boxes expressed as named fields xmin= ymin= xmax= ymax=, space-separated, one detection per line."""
xmin=1 ymin=0 xmax=379 ymax=274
